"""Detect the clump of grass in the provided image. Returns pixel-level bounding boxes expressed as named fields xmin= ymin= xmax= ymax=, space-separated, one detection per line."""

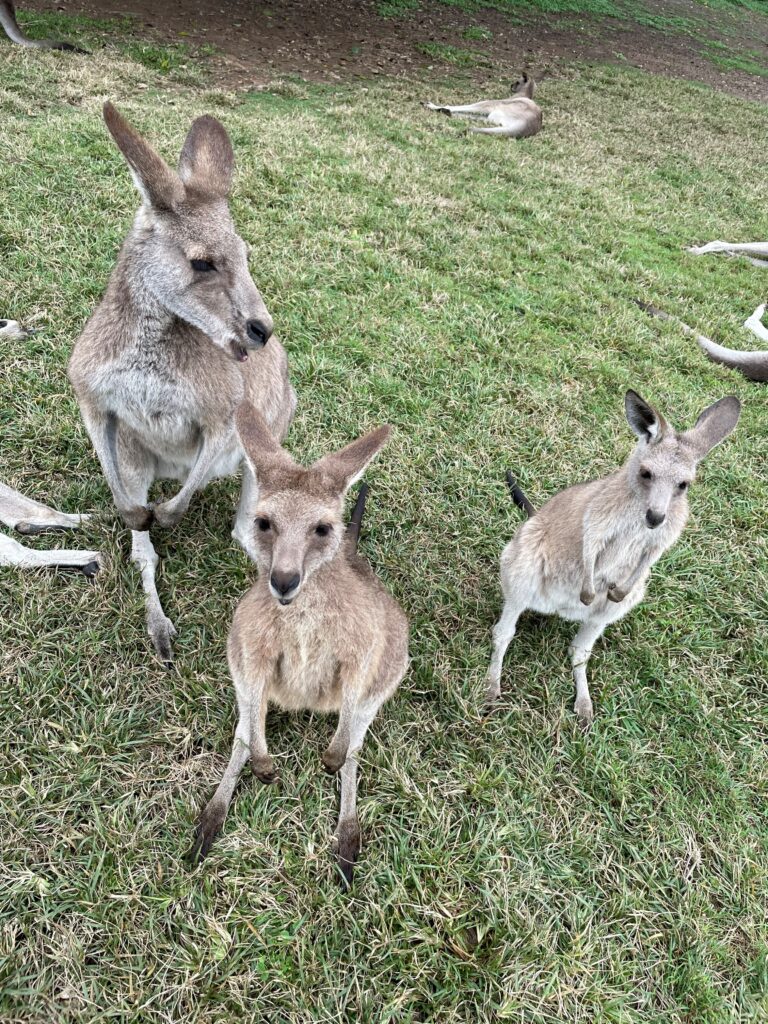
xmin=417 ymin=41 xmax=491 ymax=66
xmin=463 ymin=24 xmax=494 ymax=39
xmin=378 ymin=0 xmax=420 ymax=14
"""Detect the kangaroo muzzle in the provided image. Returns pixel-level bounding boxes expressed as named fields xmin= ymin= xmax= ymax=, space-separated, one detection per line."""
xmin=269 ymin=570 xmax=301 ymax=605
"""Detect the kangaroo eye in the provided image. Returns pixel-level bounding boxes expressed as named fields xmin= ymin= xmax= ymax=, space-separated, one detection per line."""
xmin=255 ymin=517 xmax=271 ymax=532
xmin=315 ymin=523 xmax=331 ymax=537
xmin=640 ymin=469 xmax=653 ymax=481
xmin=678 ymin=481 xmax=688 ymax=491
xmin=191 ymin=259 xmax=217 ymax=273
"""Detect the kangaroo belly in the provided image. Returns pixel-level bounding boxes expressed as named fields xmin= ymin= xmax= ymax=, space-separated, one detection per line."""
xmin=268 ymin=646 xmax=342 ymax=713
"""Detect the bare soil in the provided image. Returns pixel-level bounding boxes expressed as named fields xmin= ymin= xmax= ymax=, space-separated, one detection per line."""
xmin=27 ymin=0 xmax=768 ymax=101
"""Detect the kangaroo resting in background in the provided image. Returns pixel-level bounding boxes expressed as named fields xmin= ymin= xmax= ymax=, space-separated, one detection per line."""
xmin=187 ymin=402 xmax=408 ymax=886
xmin=487 ymin=391 xmax=740 ymax=728
xmin=636 ymin=300 xmax=768 ymax=383
xmin=426 ymin=73 xmax=542 ymax=138
xmin=0 ymin=482 xmax=100 ymax=574
xmin=68 ymin=103 xmax=295 ymax=665
xmin=688 ymin=239 xmax=768 ymax=269
xmin=0 ymin=1 xmax=85 ymax=51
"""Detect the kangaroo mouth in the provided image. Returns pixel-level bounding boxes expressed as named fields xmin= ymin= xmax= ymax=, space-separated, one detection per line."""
xmin=231 ymin=340 xmax=250 ymax=362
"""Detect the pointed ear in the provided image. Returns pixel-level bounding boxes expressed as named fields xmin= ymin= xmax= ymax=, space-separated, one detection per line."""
xmin=178 ymin=115 xmax=234 ymax=198
xmin=235 ymin=401 xmax=294 ymax=482
xmin=103 ymin=102 xmax=184 ymax=210
xmin=314 ymin=425 xmax=391 ymax=492
xmin=625 ymin=390 xmax=667 ymax=443
xmin=683 ymin=396 xmax=740 ymax=459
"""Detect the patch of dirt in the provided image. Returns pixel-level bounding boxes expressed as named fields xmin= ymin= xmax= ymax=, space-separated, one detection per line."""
xmin=24 ymin=0 xmax=768 ymax=102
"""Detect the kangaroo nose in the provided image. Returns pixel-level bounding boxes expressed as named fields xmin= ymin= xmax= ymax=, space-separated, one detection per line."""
xmin=270 ymin=571 xmax=301 ymax=597
xmin=646 ymin=509 xmax=665 ymax=528
xmin=246 ymin=318 xmax=272 ymax=347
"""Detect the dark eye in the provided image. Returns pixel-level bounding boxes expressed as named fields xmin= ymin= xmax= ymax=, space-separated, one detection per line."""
xmin=191 ymin=259 xmax=216 ymax=273
xmin=315 ymin=523 xmax=331 ymax=537
xmin=255 ymin=517 xmax=271 ymax=532
xmin=640 ymin=469 xmax=653 ymax=480
xmin=678 ymin=481 xmax=688 ymax=491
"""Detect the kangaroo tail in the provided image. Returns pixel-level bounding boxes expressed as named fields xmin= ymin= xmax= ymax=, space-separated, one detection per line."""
xmin=0 ymin=1 xmax=86 ymax=51
xmin=634 ymin=299 xmax=768 ymax=383
xmin=346 ymin=482 xmax=369 ymax=551
xmin=506 ymin=471 xmax=535 ymax=517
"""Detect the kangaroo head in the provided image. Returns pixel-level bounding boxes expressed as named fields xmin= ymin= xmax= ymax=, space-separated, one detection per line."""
xmin=236 ymin=401 xmax=391 ymax=605
xmin=624 ymin=390 xmax=740 ymax=530
xmin=512 ymin=73 xmax=535 ymax=99
xmin=103 ymin=102 xmax=272 ymax=362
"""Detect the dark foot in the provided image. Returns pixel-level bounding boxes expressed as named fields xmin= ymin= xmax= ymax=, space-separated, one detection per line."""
xmin=15 ymin=521 xmax=73 ymax=536
xmin=336 ymin=818 xmax=361 ymax=888
xmin=122 ymin=505 xmax=155 ymax=531
xmin=321 ymin=747 xmax=346 ymax=775
xmin=80 ymin=560 xmax=100 ymax=579
xmin=185 ymin=801 xmax=226 ymax=865
xmin=251 ymin=755 xmax=279 ymax=784
xmin=607 ymin=586 xmax=627 ymax=603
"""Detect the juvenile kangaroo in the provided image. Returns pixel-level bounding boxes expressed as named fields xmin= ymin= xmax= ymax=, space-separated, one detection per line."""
xmin=68 ymin=103 xmax=295 ymax=664
xmin=426 ymin=73 xmax=542 ymax=138
xmin=487 ymin=391 xmax=740 ymax=727
xmin=0 ymin=1 xmax=85 ymax=51
xmin=187 ymin=402 xmax=408 ymax=886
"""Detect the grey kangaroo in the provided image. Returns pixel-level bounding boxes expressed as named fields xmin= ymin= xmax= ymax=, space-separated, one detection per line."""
xmin=426 ymin=73 xmax=542 ymax=138
xmin=187 ymin=401 xmax=408 ymax=886
xmin=0 ymin=482 xmax=100 ymax=574
xmin=0 ymin=1 xmax=84 ymax=51
xmin=487 ymin=391 xmax=740 ymax=727
xmin=68 ymin=103 xmax=295 ymax=664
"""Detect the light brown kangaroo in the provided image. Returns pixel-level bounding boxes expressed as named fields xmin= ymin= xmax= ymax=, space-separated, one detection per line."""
xmin=68 ymin=103 xmax=295 ymax=665
xmin=426 ymin=73 xmax=542 ymax=138
xmin=0 ymin=1 xmax=85 ymax=51
xmin=487 ymin=391 xmax=740 ymax=727
xmin=187 ymin=401 xmax=408 ymax=886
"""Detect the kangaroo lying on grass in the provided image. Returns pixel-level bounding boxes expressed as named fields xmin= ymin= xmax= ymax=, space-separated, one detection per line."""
xmin=68 ymin=103 xmax=295 ymax=665
xmin=0 ymin=482 xmax=100 ymax=574
xmin=487 ymin=391 xmax=740 ymax=728
xmin=188 ymin=402 xmax=408 ymax=886
xmin=688 ymin=239 xmax=768 ymax=269
xmin=636 ymin=300 xmax=768 ymax=383
xmin=0 ymin=1 xmax=85 ymax=51
xmin=426 ymin=73 xmax=542 ymax=138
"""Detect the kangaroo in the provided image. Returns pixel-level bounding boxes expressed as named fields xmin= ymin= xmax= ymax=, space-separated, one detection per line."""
xmin=688 ymin=240 xmax=768 ymax=269
xmin=0 ymin=1 xmax=85 ymax=51
xmin=0 ymin=482 xmax=100 ymax=575
xmin=68 ymin=103 xmax=296 ymax=665
xmin=487 ymin=391 xmax=740 ymax=728
xmin=636 ymin=300 xmax=768 ymax=383
xmin=187 ymin=401 xmax=408 ymax=886
xmin=425 ymin=72 xmax=542 ymax=138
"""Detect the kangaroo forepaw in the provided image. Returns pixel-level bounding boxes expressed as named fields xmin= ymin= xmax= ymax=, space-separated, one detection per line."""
xmin=607 ymin=586 xmax=627 ymax=603
xmin=152 ymin=500 xmax=186 ymax=529
xmin=579 ymin=588 xmax=596 ymax=606
xmin=574 ymin=696 xmax=594 ymax=731
xmin=251 ymin=756 xmax=279 ymax=784
xmin=335 ymin=818 xmax=361 ymax=888
xmin=122 ymin=505 xmax=155 ymax=531
xmin=321 ymin=748 xmax=347 ymax=775
xmin=185 ymin=801 xmax=227 ymax=865
xmin=148 ymin=612 xmax=177 ymax=668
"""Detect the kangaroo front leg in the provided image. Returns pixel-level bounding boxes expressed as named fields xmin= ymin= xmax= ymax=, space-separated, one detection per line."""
xmin=248 ymin=674 xmax=277 ymax=784
xmin=131 ymin=529 xmax=176 ymax=666
xmin=580 ymin=532 xmax=602 ymax=606
xmin=152 ymin=429 xmax=232 ymax=528
xmin=608 ymin=554 xmax=652 ymax=603
xmin=322 ymin=665 xmax=369 ymax=773
xmin=79 ymin=403 xmax=153 ymax=530
xmin=0 ymin=482 xmax=90 ymax=535
xmin=569 ymin=619 xmax=608 ymax=729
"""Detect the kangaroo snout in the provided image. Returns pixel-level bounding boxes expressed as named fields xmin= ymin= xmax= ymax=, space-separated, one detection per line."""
xmin=270 ymin=570 xmax=301 ymax=604
xmin=645 ymin=509 xmax=666 ymax=529
xmin=246 ymin=317 xmax=272 ymax=348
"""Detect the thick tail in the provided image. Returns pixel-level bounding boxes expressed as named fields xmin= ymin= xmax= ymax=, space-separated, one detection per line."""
xmin=346 ymin=482 xmax=369 ymax=551
xmin=505 ymin=471 xmax=535 ymax=517
xmin=634 ymin=298 xmax=768 ymax=383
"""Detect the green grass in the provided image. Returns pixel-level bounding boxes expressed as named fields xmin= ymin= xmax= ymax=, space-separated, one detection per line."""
xmin=1 ymin=40 xmax=768 ymax=1024
xmin=417 ymin=41 xmax=491 ymax=65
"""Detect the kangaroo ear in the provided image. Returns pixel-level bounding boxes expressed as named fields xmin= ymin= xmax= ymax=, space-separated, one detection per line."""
xmin=103 ymin=102 xmax=184 ymax=210
xmin=314 ymin=425 xmax=391 ymax=492
xmin=235 ymin=401 xmax=294 ymax=482
xmin=178 ymin=115 xmax=234 ymax=198
xmin=625 ymin=390 xmax=667 ymax=443
xmin=684 ymin=396 xmax=741 ymax=458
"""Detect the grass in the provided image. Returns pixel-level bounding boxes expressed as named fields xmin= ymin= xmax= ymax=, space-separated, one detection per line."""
xmin=1 ymin=36 xmax=768 ymax=1024
xmin=417 ymin=41 xmax=491 ymax=66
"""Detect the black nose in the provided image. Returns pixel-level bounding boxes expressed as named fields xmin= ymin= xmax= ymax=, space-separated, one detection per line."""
xmin=246 ymin=319 xmax=271 ymax=347
xmin=646 ymin=509 xmax=665 ymax=528
xmin=270 ymin=571 xmax=300 ymax=596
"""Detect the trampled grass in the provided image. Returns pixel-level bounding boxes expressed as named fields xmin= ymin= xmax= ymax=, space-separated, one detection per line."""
xmin=1 ymin=39 xmax=767 ymax=1024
